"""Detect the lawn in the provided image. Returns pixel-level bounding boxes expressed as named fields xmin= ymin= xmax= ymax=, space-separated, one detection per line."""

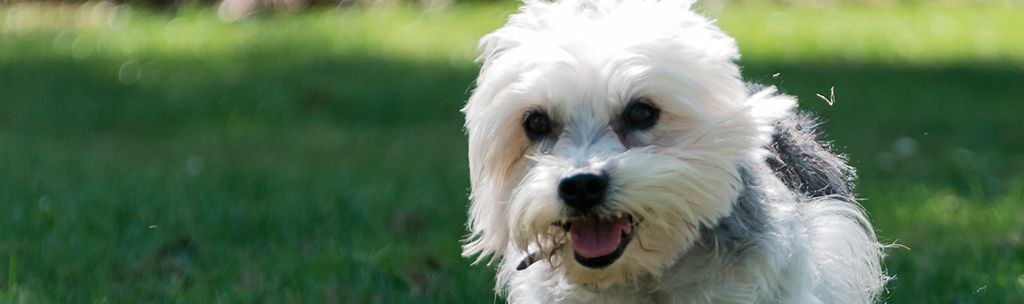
xmin=0 ymin=1 xmax=1022 ymax=303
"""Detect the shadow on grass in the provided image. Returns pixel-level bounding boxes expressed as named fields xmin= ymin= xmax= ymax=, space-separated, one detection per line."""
xmin=0 ymin=54 xmax=1021 ymax=302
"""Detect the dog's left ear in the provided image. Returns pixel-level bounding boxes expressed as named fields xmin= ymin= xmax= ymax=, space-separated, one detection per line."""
xmin=745 ymin=85 xmax=797 ymax=138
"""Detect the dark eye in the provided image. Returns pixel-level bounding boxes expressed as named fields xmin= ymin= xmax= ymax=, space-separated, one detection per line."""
xmin=524 ymin=111 xmax=552 ymax=139
xmin=622 ymin=100 xmax=659 ymax=130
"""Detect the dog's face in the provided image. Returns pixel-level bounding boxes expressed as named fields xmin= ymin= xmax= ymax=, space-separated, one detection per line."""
xmin=463 ymin=0 xmax=793 ymax=290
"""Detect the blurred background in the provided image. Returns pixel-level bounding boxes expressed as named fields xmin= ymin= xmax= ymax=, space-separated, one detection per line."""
xmin=0 ymin=0 xmax=1022 ymax=302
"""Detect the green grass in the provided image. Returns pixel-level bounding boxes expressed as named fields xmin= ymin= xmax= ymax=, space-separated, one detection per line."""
xmin=716 ymin=1 xmax=1024 ymax=64
xmin=0 ymin=1 xmax=1022 ymax=303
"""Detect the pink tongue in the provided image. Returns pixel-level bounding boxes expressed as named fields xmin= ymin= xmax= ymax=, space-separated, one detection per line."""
xmin=570 ymin=216 xmax=629 ymax=258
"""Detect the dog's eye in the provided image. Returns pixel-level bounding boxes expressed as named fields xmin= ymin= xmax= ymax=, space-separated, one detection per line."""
xmin=524 ymin=111 xmax=552 ymax=139
xmin=622 ymin=101 xmax=659 ymax=130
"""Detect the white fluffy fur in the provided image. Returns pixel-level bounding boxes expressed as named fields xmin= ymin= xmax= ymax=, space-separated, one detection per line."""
xmin=461 ymin=0 xmax=887 ymax=303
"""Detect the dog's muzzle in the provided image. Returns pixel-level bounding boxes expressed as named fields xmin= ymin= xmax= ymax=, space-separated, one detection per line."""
xmin=558 ymin=171 xmax=635 ymax=268
xmin=517 ymin=171 xmax=637 ymax=270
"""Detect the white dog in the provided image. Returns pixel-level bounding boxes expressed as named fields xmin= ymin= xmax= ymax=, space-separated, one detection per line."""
xmin=461 ymin=0 xmax=888 ymax=303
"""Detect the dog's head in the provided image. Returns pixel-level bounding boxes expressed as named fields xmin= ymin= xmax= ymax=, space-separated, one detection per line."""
xmin=462 ymin=0 xmax=794 ymax=290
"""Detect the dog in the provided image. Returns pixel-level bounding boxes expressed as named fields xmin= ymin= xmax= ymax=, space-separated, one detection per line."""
xmin=460 ymin=0 xmax=888 ymax=302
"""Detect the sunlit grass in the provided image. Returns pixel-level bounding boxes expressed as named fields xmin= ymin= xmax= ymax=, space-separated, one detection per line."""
xmin=1 ymin=2 xmax=1023 ymax=65
xmin=715 ymin=1 xmax=1024 ymax=64
xmin=0 ymin=2 xmax=514 ymax=64
xmin=871 ymin=184 xmax=1024 ymax=302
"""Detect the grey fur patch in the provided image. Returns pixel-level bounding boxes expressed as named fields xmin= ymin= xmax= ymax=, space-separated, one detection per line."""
xmin=766 ymin=112 xmax=855 ymax=198
xmin=701 ymin=167 xmax=771 ymax=249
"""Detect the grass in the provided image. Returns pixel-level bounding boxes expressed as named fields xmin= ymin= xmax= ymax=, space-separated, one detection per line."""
xmin=715 ymin=1 xmax=1024 ymax=64
xmin=0 ymin=1 xmax=1022 ymax=303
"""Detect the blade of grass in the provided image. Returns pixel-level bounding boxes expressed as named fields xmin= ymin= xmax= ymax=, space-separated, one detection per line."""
xmin=7 ymin=255 xmax=16 ymax=291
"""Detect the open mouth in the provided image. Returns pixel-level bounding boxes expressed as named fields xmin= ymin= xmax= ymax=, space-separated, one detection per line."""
xmin=558 ymin=213 xmax=635 ymax=268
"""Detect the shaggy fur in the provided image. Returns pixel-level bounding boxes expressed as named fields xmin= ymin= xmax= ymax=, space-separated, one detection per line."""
xmin=461 ymin=0 xmax=887 ymax=303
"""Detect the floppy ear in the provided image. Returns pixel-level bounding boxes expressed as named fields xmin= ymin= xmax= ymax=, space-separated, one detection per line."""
xmin=463 ymin=35 xmax=537 ymax=262
xmin=745 ymin=85 xmax=797 ymax=139
xmin=461 ymin=2 xmax=544 ymax=264
xmin=462 ymin=96 xmax=533 ymax=265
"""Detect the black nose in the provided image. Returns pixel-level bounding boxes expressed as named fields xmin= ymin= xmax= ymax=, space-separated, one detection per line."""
xmin=558 ymin=172 xmax=609 ymax=211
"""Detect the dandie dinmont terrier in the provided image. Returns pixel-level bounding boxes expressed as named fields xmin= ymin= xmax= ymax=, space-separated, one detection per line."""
xmin=461 ymin=0 xmax=888 ymax=302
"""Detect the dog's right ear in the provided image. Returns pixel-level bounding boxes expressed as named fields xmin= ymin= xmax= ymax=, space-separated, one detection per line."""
xmin=463 ymin=60 xmax=539 ymax=263
xmin=462 ymin=1 xmax=551 ymax=264
xmin=461 ymin=118 xmax=510 ymax=265
xmin=462 ymin=101 xmax=533 ymax=265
